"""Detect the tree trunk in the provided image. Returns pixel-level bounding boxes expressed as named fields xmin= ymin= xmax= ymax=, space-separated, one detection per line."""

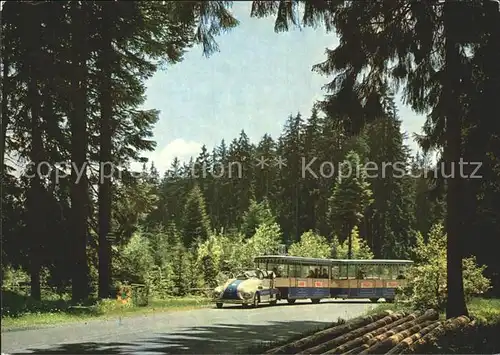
xmin=26 ymin=2 xmax=44 ymax=302
xmin=298 ymin=312 xmax=406 ymax=354
xmin=264 ymin=311 xmax=394 ymax=354
xmin=347 ymin=225 xmax=352 ymax=259
xmin=70 ymin=1 xmax=90 ymax=302
xmin=406 ymin=316 xmax=471 ymax=353
xmin=1 ymin=23 xmax=10 ymax=289
xmin=384 ymin=321 xmax=441 ymax=355
xmin=97 ymin=1 xmax=113 ymax=300
xmin=335 ymin=310 xmax=438 ymax=355
xmin=330 ymin=312 xmax=424 ymax=354
xmin=443 ymin=0 xmax=468 ymax=319
xmin=358 ymin=320 xmax=438 ymax=354
xmin=344 ymin=310 xmax=437 ymax=354
xmin=1 ymin=11 xmax=9 ymax=175
xmin=295 ymin=182 xmax=300 ymax=241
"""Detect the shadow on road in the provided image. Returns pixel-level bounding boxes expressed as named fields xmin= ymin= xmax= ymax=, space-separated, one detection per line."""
xmin=19 ymin=320 xmax=332 ymax=354
xmin=17 ymin=342 xmax=130 ymax=354
xmin=215 ymin=298 xmax=380 ymax=310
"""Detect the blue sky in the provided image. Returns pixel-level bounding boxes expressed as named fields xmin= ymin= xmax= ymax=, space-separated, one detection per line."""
xmin=139 ymin=2 xmax=426 ymax=174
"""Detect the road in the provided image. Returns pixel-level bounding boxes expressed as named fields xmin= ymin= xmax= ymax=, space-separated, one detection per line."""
xmin=1 ymin=299 xmax=376 ymax=354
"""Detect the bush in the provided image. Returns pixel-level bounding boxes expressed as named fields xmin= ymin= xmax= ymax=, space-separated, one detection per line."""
xmin=115 ymin=232 xmax=155 ymax=284
xmin=195 ymin=223 xmax=282 ymax=287
xmin=240 ymin=199 xmax=276 ymax=238
xmin=147 ymin=264 xmax=174 ymax=298
xmin=399 ymin=223 xmax=491 ymax=310
xmin=288 ymin=230 xmax=331 ymax=258
xmin=331 ymin=226 xmax=374 ymax=259
xmin=196 ymin=233 xmax=228 ymax=286
xmin=2 ymin=266 xmax=30 ymax=290
xmin=92 ymin=298 xmax=131 ymax=315
xmin=240 ymin=222 xmax=282 ymax=268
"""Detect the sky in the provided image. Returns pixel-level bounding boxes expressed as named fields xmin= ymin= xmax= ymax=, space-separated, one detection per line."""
xmin=137 ymin=2 xmax=426 ymax=174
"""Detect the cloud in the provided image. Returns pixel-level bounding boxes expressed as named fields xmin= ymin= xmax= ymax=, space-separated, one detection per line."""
xmin=140 ymin=138 xmax=203 ymax=174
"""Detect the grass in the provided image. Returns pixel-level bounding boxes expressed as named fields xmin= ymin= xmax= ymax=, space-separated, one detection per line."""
xmin=467 ymin=297 xmax=500 ymax=325
xmin=365 ymin=301 xmax=409 ymax=315
xmin=417 ymin=298 xmax=500 ymax=354
xmin=1 ymin=290 xmax=211 ymax=331
xmin=366 ymin=297 xmax=500 ymax=323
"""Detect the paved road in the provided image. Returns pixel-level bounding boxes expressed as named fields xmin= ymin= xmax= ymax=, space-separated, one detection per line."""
xmin=2 ymin=299 xmax=376 ymax=354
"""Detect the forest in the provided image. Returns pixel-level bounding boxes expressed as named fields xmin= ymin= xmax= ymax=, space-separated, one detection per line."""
xmin=1 ymin=0 xmax=499 ymax=322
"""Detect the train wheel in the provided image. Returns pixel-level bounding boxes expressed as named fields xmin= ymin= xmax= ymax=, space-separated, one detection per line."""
xmin=270 ymin=299 xmax=277 ymax=306
xmin=216 ymin=303 xmax=223 ymax=309
xmin=386 ymin=298 xmax=395 ymax=303
xmin=311 ymin=299 xmax=321 ymax=304
xmin=370 ymin=298 xmax=379 ymax=303
xmin=287 ymin=299 xmax=296 ymax=304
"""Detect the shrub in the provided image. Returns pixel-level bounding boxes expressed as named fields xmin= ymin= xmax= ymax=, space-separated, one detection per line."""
xmin=93 ymin=298 xmax=131 ymax=315
xmin=331 ymin=226 xmax=374 ymax=259
xmin=399 ymin=223 xmax=491 ymax=310
xmin=288 ymin=230 xmax=331 ymax=258
xmin=240 ymin=222 xmax=282 ymax=268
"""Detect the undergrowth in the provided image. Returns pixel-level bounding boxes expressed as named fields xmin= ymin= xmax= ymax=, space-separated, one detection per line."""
xmin=1 ymin=289 xmax=211 ymax=330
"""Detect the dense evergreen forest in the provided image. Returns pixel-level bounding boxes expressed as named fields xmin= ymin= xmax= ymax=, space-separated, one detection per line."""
xmin=1 ymin=1 xmax=499 ymax=319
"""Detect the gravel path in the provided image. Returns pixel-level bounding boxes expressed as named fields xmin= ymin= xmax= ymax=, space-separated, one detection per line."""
xmin=1 ymin=299 xmax=376 ymax=354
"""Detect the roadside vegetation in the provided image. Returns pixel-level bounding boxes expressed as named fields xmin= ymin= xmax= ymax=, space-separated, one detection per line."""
xmin=1 ymin=289 xmax=210 ymax=330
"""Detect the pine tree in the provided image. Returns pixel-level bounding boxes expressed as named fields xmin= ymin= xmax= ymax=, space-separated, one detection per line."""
xmin=234 ymin=130 xmax=255 ymax=228
xmin=171 ymin=242 xmax=190 ymax=296
xmin=314 ymin=116 xmax=345 ymax=237
xmin=253 ymin=134 xmax=277 ymax=202
xmin=328 ymin=151 xmax=373 ymax=259
xmin=240 ymin=199 xmax=276 ymax=239
xmin=211 ymin=139 xmax=229 ymax=230
xmin=334 ymin=226 xmax=374 ymax=260
xmin=276 ymin=113 xmax=305 ymax=242
xmin=182 ymin=184 xmax=212 ymax=247
xmin=362 ymin=98 xmax=418 ymax=258
xmin=301 ymin=108 xmax=322 ymax=233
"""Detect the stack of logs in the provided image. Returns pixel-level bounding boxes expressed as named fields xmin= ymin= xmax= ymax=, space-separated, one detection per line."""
xmin=263 ymin=309 xmax=474 ymax=354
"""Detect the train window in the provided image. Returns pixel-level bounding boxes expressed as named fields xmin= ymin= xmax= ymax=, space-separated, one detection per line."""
xmin=390 ymin=265 xmax=398 ymax=280
xmin=347 ymin=265 xmax=357 ymax=279
xmin=289 ymin=264 xmax=301 ymax=277
xmin=267 ymin=263 xmax=285 ymax=277
xmin=380 ymin=265 xmax=391 ymax=279
xmin=347 ymin=265 xmax=359 ymax=279
xmin=339 ymin=265 xmax=347 ymax=279
xmin=356 ymin=266 xmax=365 ymax=279
xmin=305 ymin=265 xmax=318 ymax=278
xmin=318 ymin=266 xmax=329 ymax=278
xmin=279 ymin=265 xmax=288 ymax=278
xmin=294 ymin=264 xmax=310 ymax=278
xmin=331 ymin=265 xmax=340 ymax=279
xmin=364 ymin=265 xmax=380 ymax=279
xmin=303 ymin=265 xmax=311 ymax=278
